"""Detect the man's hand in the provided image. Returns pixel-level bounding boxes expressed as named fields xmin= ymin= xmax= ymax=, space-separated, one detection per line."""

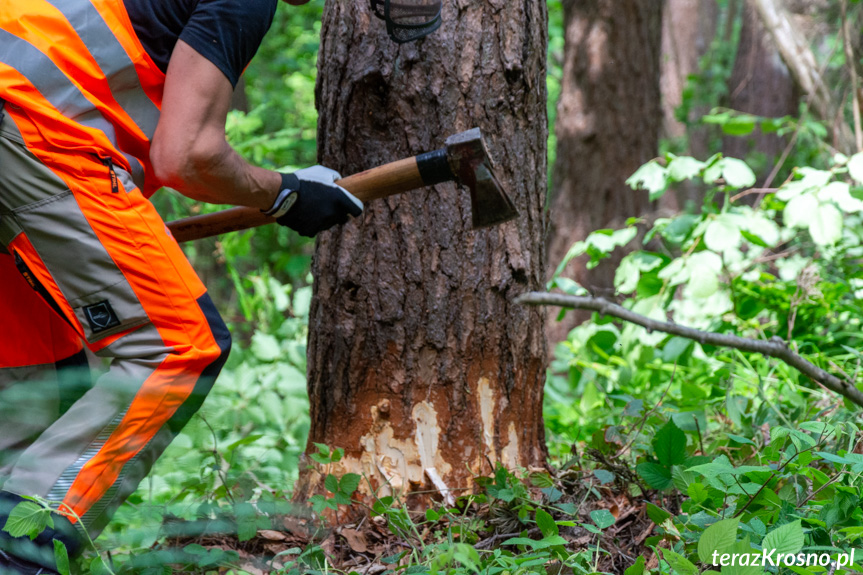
xmin=272 ymin=166 xmax=364 ymax=237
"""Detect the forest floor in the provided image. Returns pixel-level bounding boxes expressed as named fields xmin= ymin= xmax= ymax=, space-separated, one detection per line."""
xmin=160 ymin=464 xmax=661 ymax=575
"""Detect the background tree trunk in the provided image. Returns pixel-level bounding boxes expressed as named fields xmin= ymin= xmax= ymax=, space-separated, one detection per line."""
xmin=545 ymin=0 xmax=663 ymax=349
xmin=661 ymin=0 xmax=716 ymax=143
xmin=723 ymin=0 xmax=798 ymax=181
xmin=661 ymin=0 xmax=718 ymax=208
xmin=294 ymin=1 xmax=549 ymax=508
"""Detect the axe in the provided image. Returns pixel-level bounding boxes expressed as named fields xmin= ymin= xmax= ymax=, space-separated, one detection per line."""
xmin=167 ymin=128 xmax=518 ymax=243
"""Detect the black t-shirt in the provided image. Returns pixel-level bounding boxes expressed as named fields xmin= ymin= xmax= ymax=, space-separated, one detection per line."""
xmin=123 ymin=0 xmax=277 ymax=87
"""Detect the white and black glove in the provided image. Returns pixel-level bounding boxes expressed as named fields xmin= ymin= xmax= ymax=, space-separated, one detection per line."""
xmin=263 ymin=166 xmax=363 ymax=238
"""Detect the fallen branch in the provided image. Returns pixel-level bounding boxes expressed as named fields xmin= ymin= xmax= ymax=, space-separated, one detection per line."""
xmin=516 ymin=292 xmax=863 ymax=409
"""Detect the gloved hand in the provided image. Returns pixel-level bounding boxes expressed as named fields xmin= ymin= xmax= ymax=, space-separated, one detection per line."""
xmin=268 ymin=166 xmax=363 ymax=238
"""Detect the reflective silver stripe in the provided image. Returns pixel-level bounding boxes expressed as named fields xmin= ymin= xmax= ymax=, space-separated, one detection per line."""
xmin=45 ymin=325 xmax=173 ymax=506
xmin=0 ymin=29 xmax=119 ymax=146
xmin=49 ymin=0 xmax=161 ymax=139
xmin=119 ymin=152 xmax=145 ymax=190
xmin=46 ymin=407 xmax=130 ymax=503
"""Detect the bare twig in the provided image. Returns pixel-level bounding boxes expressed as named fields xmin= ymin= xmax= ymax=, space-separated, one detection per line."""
xmin=798 ymin=472 xmax=843 ymax=508
xmin=517 ymin=292 xmax=863 ymax=408
xmin=760 ymin=130 xmax=799 ymax=192
xmin=615 ymin=373 xmax=676 ymax=458
xmin=729 ymin=187 xmax=778 ymax=203
xmin=475 ymin=528 xmax=541 ymax=550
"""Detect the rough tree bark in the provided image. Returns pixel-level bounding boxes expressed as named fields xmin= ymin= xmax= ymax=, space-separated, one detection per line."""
xmin=294 ymin=1 xmax=549 ymax=507
xmin=545 ymin=0 xmax=664 ymax=348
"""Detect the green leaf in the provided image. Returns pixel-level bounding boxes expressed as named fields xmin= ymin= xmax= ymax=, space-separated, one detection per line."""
xmin=495 ymin=488 xmax=515 ymax=503
xmin=625 ymin=556 xmax=646 ymax=575
xmin=720 ymin=116 xmax=756 ymax=136
xmin=382 ymin=552 xmax=406 ymax=564
xmin=698 ymin=517 xmax=740 ymax=564
xmin=292 ymin=286 xmax=313 ymax=318
xmin=590 ymin=509 xmax=616 ymax=530
xmin=762 ymin=520 xmax=804 ymax=556
xmin=451 ymin=543 xmax=481 ymax=572
xmin=704 ymin=216 xmax=742 ymax=253
xmin=687 ymin=482 xmax=709 ymax=505
xmin=672 ymin=466 xmax=697 ymax=492
xmin=53 ymin=540 xmax=70 ymax=575
xmin=593 ymin=469 xmax=615 ymax=485
xmin=637 ymin=462 xmax=673 ymax=490
xmin=309 ymin=494 xmax=328 ymax=514
xmin=819 ymin=181 xmax=863 ymax=212
xmin=662 ymin=549 xmax=699 ymax=575
xmin=339 ymin=473 xmax=361 ymax=496
xmin=502 ymin=535 xmax=568 ymax=549
xmin=235 ymin=502 xmax=258 ymax=542
xmin=185 ymin=543 xmax=210 ymax=556
xmin=784 ymin=193 xmax=818 ymax=230
xmin=726 ymin=434 xmax=756 ymax=447
xmin=250 ymin=332 xmax=281 ymax=362
xmin=645 ymin=502 xmax=671 ymax=525
xmin=2 ymin=501 xmax=53 ymax=540
xmin=88 ymin=557 xmax=112 ymax=575
xmin=615 ymin=253 xmax=642 ymax=294
xmin=721 ymin=158 xmax=757 ymax=189
xmin=816 ymin=451 xmax=863 ymax=471
xmin=627 ymin=161 xmax=669 ymax=200
xmin=722 ymin=538 xmax=762 ymax=575
xmin=653 ymin=420 xmax=687 ymax=467
xmin=324 ymin=474 xmax=339 ymax=494
xmin=684 ymin=251 xmax=723 ymax=299
xmin=536 ymin=508 xmax=558 ymax=538
xmin=668 ymin=156 xmax=706 ymax=182
xmin=848 ymin=152 xmax=863 ymax=184
xmin=809 ymin=202 xmax=843 ymax=246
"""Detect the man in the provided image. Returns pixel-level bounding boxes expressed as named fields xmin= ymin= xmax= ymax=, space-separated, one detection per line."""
xmin=0 ymin=0 xmax=363 ymax=572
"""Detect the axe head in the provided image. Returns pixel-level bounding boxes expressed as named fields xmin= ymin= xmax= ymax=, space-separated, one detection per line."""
xmin=445 ymin=128 xmax=519 ymax=229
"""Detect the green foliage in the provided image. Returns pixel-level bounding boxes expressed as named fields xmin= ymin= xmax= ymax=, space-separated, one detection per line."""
xmin=3 ymin=499 xmax=54 ymax=540
xmin=545 ymin=148 xmax=863 ymax=574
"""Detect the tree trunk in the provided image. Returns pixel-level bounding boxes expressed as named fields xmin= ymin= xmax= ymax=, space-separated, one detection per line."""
xmin=723 ymin=0 xmax=798 ymax=180
xmin=661 ymin=0 xmax=716 ymax=142
xmin=294 ymin=1 xmax=549 ymax=510
xmin=545 ymin=0 xmax=663 ymax=348
xmin=661 ymin=0 xmax=718 ymax=207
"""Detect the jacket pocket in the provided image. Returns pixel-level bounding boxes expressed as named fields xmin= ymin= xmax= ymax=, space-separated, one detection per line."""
xmin=11 ymin=191 xmax=150 ymax=343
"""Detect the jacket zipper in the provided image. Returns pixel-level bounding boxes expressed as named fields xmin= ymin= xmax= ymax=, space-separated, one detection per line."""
xmin=98 ymin=155 xmax=119 ymax=193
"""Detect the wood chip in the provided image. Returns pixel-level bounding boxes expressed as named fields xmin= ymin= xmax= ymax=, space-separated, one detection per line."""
xmin=425 ymin=468 xmax=456 ymax=507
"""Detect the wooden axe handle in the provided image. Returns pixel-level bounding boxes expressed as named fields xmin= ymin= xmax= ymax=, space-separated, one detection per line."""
xmin=167 ymin=155 xmax=431 ymax=243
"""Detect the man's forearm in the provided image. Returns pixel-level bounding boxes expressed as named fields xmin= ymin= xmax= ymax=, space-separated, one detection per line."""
xmin=159 ymin=138 xmax=282 ymax=211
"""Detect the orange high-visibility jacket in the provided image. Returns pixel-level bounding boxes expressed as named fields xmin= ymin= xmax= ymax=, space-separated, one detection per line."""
xmin=0 ymin=0 xmax=166 ymax=197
